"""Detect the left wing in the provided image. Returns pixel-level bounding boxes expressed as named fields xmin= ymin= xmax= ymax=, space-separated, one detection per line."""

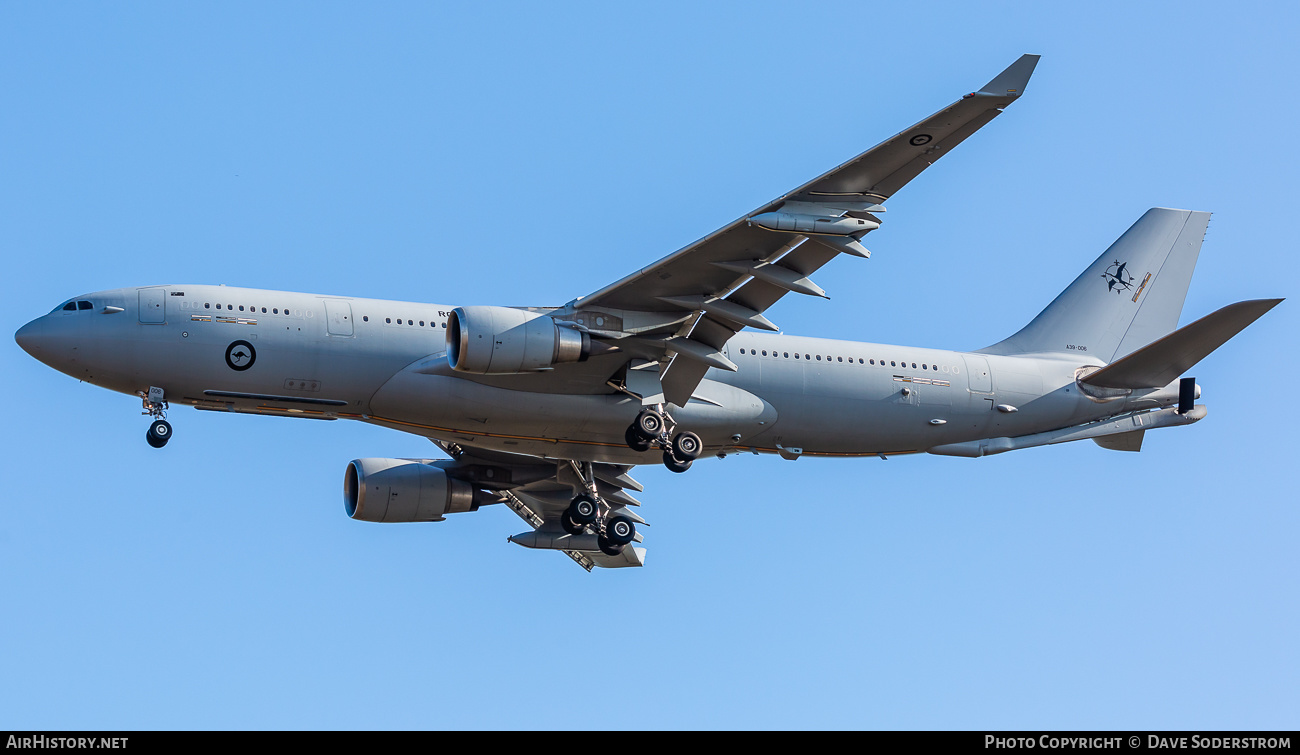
xmin=563 ymin=54 xmax=1039 ymax=405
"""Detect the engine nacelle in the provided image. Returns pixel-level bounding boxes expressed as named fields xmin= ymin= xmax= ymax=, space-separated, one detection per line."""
xmin=344 ymin=458 xmax=480 ymax=523
xmin=447 ymin=306 xmax=589 ymax=374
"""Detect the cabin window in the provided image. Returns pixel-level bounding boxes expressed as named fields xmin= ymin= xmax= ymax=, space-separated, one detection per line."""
xmin=912 ymin=362 xmax=917 ymax=368
xmin=362 ymin=316 xmax=368 ymax=322
xmin=386 ymin=318 xmax=391 ymax=323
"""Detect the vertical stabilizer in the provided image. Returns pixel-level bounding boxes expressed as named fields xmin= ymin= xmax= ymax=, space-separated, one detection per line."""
xmin=980 ymin=208 xmax=1210 ymax=362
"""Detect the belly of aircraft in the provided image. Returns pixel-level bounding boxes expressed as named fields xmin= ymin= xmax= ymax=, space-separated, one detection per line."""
xmin=368 ymin=366 xmax=780 ymax=463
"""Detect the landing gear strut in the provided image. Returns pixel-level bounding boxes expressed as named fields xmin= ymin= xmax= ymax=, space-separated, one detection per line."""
xmin=565 ymin=461 xmax=638 ymax=555
xmin=624 ymin=406 xmax=702 ymax=473
xmin=139 ymin=386 xmax=172 ymax=448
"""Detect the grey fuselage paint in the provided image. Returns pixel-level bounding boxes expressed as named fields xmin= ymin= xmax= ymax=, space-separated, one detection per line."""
xmin=18 ymin=284 xmax=1182 ymax=463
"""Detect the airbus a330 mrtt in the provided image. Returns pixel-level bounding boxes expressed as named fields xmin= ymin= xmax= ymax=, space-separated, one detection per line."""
xmin=15 ymin=54 xmax=1282 ymax=570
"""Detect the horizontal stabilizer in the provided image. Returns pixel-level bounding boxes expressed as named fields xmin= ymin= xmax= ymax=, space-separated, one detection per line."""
xmin=1082 ymin=298 xmax=1283 ymax=389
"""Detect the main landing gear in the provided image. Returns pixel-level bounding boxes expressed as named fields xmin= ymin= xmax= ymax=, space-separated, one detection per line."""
xmin=624 ymin=406 xmax=702 ymax=473
xmin=139 ymin=386 xmax=173 ymax=449
xmin=563 ymin=463 xmax=639 ymax=556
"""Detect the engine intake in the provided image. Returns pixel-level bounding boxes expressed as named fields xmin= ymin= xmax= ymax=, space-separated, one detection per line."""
xmin=344 ymin=458 xmax=483 ymax=523
xmin=447 ymin=306 xmax=589 ymax=374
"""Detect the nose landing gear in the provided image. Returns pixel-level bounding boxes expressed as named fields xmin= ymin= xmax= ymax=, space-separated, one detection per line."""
xmin=146 ymin=419 xmax=173 ymax=449
xmin=138 ymin=386 xmax=172 ymax=448
xmin=624 ymin=406 xmax=703 ymax=472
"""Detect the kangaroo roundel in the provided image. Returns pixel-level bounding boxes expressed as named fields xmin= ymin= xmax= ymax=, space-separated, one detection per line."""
xmin=225 ymin=340 xmax=256 ymax=371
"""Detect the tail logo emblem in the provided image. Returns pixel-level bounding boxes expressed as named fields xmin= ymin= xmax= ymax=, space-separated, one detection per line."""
xmin=1101 ymin=260 xmax=1135 ymax=294
xmin=225 ymin=340 xmax=257 ymax=371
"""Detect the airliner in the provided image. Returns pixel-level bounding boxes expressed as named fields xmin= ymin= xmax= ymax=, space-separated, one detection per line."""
xmin=14 ymin=55 xmax=1281 ymax=570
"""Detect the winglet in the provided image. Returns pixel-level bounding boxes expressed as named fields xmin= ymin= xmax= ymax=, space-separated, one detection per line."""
xmin=978 ymin=54 xmax=1040 ymax=98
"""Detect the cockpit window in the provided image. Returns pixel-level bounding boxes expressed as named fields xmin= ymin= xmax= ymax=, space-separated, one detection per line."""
xmin=77 ymin=301 xmax=93 ymax=310
xmin=61 ymin=302 xmax=76 ymax=312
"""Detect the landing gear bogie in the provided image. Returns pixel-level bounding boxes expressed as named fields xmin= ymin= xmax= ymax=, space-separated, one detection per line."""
xmin=623 ymin=406 xmax=705 ymax=472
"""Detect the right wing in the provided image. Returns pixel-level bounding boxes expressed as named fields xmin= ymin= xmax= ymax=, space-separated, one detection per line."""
xmin=566 ymin=54 xmax=1040 ymax=405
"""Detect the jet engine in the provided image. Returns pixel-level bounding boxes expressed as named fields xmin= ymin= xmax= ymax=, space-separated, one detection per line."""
xmin=447 ymin=306 xmax=590 ymax=374
xmin=344 ymin=458 xmax=486 ymax=523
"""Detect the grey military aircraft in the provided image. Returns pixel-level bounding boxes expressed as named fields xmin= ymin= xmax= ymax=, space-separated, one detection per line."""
xmin=14 ymin=55 xmax=1282 ymax=570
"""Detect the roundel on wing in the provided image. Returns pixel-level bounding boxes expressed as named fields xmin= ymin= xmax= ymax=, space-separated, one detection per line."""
xmin=909 ymin=134 xmax=933 ymax=146
xmin=225 ymin=340 xmax=257 ymax=371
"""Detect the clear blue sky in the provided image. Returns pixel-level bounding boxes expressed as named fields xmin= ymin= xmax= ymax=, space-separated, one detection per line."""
xmin=2 ymin=2 xmax=1297 ymax=729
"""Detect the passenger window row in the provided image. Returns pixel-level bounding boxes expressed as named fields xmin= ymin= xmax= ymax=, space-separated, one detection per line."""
xmin=365 ymin=316 xmax=447 ymax=329
xmin=195 ymin=303 xmax=450 ymax=329
xmin=203 ymin=303 xmax=293 ymax=315
xmin=737 ymin=347 xmax=944 ymax=372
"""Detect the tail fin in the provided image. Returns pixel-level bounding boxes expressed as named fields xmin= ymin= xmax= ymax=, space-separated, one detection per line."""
xmin=981 ymin=208 xmax=1210 ymax=362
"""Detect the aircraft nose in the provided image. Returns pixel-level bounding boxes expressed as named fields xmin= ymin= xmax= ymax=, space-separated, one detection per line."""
xmin=14 ymin=318 xmax=45 ymax=357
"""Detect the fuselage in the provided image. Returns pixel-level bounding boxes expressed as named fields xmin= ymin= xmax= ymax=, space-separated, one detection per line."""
xmin=15 ymin=284 xmax=1179 ymax=464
